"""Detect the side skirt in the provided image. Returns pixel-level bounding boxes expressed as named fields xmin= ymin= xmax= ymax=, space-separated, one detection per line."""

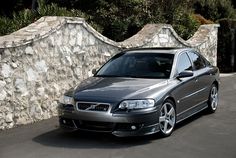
xmin=176 ymin=101 xmax=208 ymax=124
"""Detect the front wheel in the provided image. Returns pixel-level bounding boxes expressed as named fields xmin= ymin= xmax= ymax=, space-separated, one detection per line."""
xmin=159 ymin=99 xmax=176 ymax=137
xmin=207 ymin=84 xmax=219 ymax=113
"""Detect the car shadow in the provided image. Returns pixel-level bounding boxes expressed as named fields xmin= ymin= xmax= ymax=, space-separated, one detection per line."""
xmin=33 ymin=110 xmax=209 ymax=149
xmin=33 ymin=128 xmax=163 ymax=149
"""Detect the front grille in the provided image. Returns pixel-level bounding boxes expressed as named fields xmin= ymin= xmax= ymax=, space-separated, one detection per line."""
xmin=76 ymin=102 xmax=110 ymax=112
xmin=74 ymin=120 xmax=114 ymax=132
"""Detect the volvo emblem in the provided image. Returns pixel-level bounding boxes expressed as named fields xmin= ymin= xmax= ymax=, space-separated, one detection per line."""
xmin=85 ymin=104 xmax=97 ymax=110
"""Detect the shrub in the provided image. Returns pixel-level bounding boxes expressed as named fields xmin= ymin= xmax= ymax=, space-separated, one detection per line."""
xmin=69 ymin=0 xmax=200 ymax=41
xmin=173 ymin=13 xmax=201 ymax=40
xmin=192 ymin=14 xmax=214 ymax=25
xmin=0 ymin=9 xmax=38 ymax=36
xmin=0 ymin=17 xmax=14 ymax=36
xmin=1 ymin=0 xmax=234 ymax=41
xmin=0 ymin=1 xmax=87 ymax=36
xmin=193 ymin=0 xmax=236 ymax=21
xmin=12 ymin=9 xmax=37 ymax=31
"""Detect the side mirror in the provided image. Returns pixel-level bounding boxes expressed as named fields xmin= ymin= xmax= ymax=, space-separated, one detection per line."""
xmin=92 ymin=69 xmax=97 ymax=75
xmin=177 ymin=71 xmax=193 ymax=79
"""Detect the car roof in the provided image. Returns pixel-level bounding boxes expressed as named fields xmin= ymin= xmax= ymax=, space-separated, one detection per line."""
xmin=123 ymin=47 xmax=193 ymax=54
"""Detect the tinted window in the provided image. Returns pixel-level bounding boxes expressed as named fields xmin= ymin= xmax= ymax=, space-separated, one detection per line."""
xmin=177 ymin=53 xmax=192 ymax=73
xmin=96 ymin=52 xmax=174 ymax=79
xmin=187 ymin=52 xmax=206 ymax=70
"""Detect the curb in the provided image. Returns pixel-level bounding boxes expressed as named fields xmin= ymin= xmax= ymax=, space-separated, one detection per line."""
xmin=220 ymin=73 xmax=236 ymax=77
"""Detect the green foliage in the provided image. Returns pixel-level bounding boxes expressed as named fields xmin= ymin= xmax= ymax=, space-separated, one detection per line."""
xmin=0 ymin=0 xmax=235 ymax=41
xmin=0 ymin=17 xmax=14 ymax=35
xmin=173 ymin=14 xmax=201 ymax=40
xmin=0 ymin=1 xmax=87 ymax=36
xmin=85 ymin=0 xmax=149 ymax=41
xmin=193 ymin=0 xmax=236 ymax=21
xmin=12 ymin=9 xmax=37 ymax=30
xmin=36 ymin=0 xmax=87 ymax=17
xmin=72 ymin=0 xmax=200 ymax=41
xmin=0 ymin=9 xmax=37 ymax=36
xmin=153 ymin=0 xmax=201 ymax=39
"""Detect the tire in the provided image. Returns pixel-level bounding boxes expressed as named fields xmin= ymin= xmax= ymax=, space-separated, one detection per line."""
xmin=207 ymin=84 xmax=219 ymax=113
xmin=159 ymin=99 xmax=176 ymax=137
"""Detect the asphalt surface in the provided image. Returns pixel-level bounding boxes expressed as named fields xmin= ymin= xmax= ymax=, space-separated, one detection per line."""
xmin=0 ymin=74 xmax=236 ymax=158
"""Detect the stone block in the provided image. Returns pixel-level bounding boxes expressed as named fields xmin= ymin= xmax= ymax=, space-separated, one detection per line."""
xmin=1 ymin=64 xmax=13 ymax=78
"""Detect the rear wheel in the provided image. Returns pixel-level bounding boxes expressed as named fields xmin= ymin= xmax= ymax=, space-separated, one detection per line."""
xmin=159 ymin=99 xmax=176 ymax=137
xmin=207 ymin=84 xmax=219 ymax=113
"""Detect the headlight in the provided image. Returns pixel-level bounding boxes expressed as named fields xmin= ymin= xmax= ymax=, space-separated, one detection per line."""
xmin=59 ymin=95 xmax=74 ymax=105
xmin=119 ymin=99 xmax=155 ymax=110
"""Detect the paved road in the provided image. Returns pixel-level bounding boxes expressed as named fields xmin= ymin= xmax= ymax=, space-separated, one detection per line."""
xmin=1 ymin=74 xmax=236 ymax=158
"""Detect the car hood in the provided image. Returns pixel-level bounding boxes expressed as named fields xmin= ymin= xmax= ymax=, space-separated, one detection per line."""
xmin=74 ymin=77 xmax=168 ymax=102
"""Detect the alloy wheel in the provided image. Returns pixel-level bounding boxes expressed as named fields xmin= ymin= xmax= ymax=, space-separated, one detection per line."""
xmin=210 ymin=86 xmax=218 ymax=111
xmin=159 ymin=101 xmax=176 ymax=136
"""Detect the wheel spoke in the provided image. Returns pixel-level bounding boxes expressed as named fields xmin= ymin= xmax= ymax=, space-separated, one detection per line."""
xmin=211 ymin=99 xmax=215 ymax=107
xmin=159 ymin=116 xmax=165 ymax=122
xmin=212 ymin=100 xmax=215 ymax=107
xmin=213 ymin=102 xmax=216 ymax=108
xmin=215 ymin=93 xmax=218 ymax=100
xmin=164 ymin=121 xmax=168 ymax=132
xmin=168 ymin=107 xmax=174 ymax=116
xmin=163 ymin=104 xmax=168 ymax=114
xmin=211 ymin=93 xmax=214 ymax=98
xmin=212 ymin=88 xmax=215 ymax=94
xmin=211 ymin=88 xmax=216 ymax=98
xmin=212 ymin=98 xmax=217 ymax=108
xmin=168 ymin=119 xmax=175 ymax=127
xmin=211 ymin=92 xmax=215 ymax=98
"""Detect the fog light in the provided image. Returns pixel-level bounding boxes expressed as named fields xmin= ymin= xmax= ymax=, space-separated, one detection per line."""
xmin=151 ymin=127 xmax=156 ymax=132
xmin=131 ymin=125 xmax=137 ymax=130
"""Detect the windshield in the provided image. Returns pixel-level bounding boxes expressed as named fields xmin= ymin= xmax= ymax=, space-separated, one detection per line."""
xmin=95 ymin=52 xmax=174 ymax=79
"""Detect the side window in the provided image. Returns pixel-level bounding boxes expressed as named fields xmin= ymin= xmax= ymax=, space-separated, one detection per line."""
xmin=187 ymin=52 xmax=206 ymax=70
xmin=177 ymin=52 xmax=193 ymax=73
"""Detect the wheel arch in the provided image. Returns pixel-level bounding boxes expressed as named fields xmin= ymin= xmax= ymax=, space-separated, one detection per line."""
xmin=163 ymin=96 xmax=176 ymax=109
xmin=212 ymin=80 xmax=219 ymax=90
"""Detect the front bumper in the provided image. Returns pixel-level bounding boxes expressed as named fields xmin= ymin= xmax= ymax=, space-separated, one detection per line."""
xmin=58 ymin=106 xmax=160 ymax=137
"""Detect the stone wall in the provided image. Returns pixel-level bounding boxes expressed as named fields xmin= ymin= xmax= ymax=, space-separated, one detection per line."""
xmin=0 ymin=16 xmax=219 ymax=130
